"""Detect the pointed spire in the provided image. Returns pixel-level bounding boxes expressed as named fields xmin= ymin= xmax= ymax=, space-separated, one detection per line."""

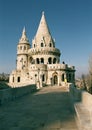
xmin=19 ymin=27 xmax=29 ymax=44
xmin=32 ymin=11 xmax=55 ymax=48
xmin=42 ymin=11 xmax=44 ymax=15
xmin=35 ymin=11 xmax=51 ymax=40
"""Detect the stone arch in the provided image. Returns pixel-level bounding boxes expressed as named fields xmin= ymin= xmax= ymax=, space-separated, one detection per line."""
xmin=36 ymin=58 xmax=39 ymax=64
xmin=41 ymin=58 xmax=44 ymax=64
xmin=62 ymin=74 xmax=64 ymax=81
xmin=42 ymin=74 xmax=45 ymax=82
xmin=52 ymin=72 xmax=58 ymax=85
xmin=53 ymin=57 xmax=57 ymax=64
xmin=48 ymin=57 xmax=52 ymax=64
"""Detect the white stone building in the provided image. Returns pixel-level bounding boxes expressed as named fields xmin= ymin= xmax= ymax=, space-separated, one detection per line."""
xmin=9 ymin=12 xmax=75 ymax=88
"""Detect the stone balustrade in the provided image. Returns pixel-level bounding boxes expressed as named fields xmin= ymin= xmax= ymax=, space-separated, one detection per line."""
xmin=28 ymin=47 xmax=61 ymax=55
xmin=69 ymin=85 xmax=92 ymax=130
xmin=29 ymin=64 xmax=47 ymax=71
xmin=48 ymin=64 xmax=75 ymax=70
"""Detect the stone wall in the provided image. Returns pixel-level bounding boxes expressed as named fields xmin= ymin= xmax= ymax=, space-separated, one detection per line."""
xmin=0 ymin=85 xmax=36 ymax=105
xmin=69 ymin=85 xmax=92 ymax=130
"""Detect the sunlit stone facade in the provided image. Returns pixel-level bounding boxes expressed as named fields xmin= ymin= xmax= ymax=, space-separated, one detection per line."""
xmin=9 ymin=12 xmax=75 ymax=87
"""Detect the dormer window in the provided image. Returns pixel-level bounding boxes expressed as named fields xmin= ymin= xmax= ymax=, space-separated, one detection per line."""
xmin=41 ymin=43 xmax=44 ymax=47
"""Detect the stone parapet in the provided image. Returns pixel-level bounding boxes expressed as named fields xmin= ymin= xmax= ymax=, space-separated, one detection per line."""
xmin=69 ymin=85 xmax=92 ymax=130
xmin=0 ymin=85 xmax=36 ymax=105
xmin=28 ymin=47 xmax=61 ymax=56
xmin=48 ymin=64 xmax=75 ymax=71
xmin=29 ymin=64 xmax=47 ymax=71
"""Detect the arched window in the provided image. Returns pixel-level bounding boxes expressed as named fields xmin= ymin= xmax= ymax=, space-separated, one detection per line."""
xmin=42 ymin=74 xmax=45 ymax=81
xmin=62 ymin=74 xmax=64 ymax=81
xmin=53 ymin=58 xmax=57 ymax=64
xmin=36 ymin=58 xmax=39 ymax=64
xmin=49 ymin=43 xmax=52 ymax=47
xmin=48 ymin=57 xmax=52 ymax=64
xmin=24 ymin=46 xmax=26 ymax=50
xmin=53 ymin=75 xmax=58 ymax=85
xmin=17 ymin=77 xmax=20 ymax=82
xmin=34 ymin=44 xmax=35 ymax=48
xmin=20 ymin=46 xmax=22 ymax=50
xmin=41 ymin=43 xmax=44 ymax=47
xmin=41 ymin=58 xmax=44 ymax=64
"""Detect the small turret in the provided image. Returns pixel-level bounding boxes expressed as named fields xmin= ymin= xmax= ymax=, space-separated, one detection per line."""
xmin=17 ymin=27 xmax=30 ymax=70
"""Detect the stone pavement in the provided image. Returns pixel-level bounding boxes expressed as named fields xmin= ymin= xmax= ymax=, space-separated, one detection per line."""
xmin=0 ymin=86 xmax=78 ymax=130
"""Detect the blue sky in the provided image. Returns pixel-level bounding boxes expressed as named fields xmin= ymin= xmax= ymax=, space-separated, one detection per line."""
xmin=0 ymin=0 xmax=92 ymax=77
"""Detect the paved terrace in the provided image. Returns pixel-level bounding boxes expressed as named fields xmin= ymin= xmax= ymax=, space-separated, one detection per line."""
xmin=0 ymin=86 xmax=78 ymax=130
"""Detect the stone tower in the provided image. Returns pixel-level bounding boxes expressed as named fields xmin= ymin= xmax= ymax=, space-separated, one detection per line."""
xmin=9 ymin=12 xmax=75 ymax=87
xmin=17 ymin=27 xmax=30 ymax=70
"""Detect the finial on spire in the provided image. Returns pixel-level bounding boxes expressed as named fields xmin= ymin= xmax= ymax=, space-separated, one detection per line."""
xmin=19 ymin=26 xmax=29 ymax=43
xmin=42 ymin=11 xmax=44 ymax=15
xmin=23 ymin=26 xmax=25 ymax=33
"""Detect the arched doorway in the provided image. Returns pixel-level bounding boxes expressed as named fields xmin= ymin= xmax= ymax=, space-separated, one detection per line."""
xmin=53 ymin=75 xmax=58 ymax=85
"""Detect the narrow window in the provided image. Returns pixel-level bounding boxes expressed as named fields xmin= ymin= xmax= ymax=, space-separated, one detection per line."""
xmin=34 ymin=44 xmax=35 ymax=48
xmin=17 ymin=77 xmax=20 ymax=82
xmin=20 ymin=46 xmax=22 ymax=50
xmin=49 ymin=43 xmax=52 ymax=47
xmin=36 ymin=58 xmax=39 ymax=64
xmin=41 ymin=43 xmax=44 ymax=47
xmin=24 ymin=46 xmax=26 ymax=50
xmin=42 ymin=75 xmax=45 ymax=81
xmin=48 ymin=57 xmax=52 ymax=64
xmin=53 ymin=58 xmax=57 ymax=64
xmin=62 ymin=74 xmax=64 ymax=81
xmin=41 ymin=58 xmax=44 ymax=64
xmin=12 ymin=77 xmax=14 ymax=82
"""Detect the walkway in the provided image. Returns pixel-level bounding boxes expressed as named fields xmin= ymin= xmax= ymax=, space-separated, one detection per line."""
xmin=0 ymin=86 xmax=78 ymax=130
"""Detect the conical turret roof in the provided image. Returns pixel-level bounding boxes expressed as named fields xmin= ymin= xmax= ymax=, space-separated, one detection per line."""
xmin=32 ymin=12 xmax=55 ymax=48
xmin=36 ymin=12 xmax=51 ymax=38
xmin=19 ymin=27 xmax=30 ymax=44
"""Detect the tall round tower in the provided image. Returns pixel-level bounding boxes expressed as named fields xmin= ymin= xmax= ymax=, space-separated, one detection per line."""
xmin=17 ymin=27 xmax=30 ymax=70
xmin=28 ymin=12 xmax=61 ymax=65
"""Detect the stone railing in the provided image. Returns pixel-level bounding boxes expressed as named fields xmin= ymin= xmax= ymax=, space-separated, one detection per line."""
xmin=69 ymin=85 xmax=92 ymax=130
xmin=48 ymin=64 xmax=75 ymax=70
xmin=29 ymin=64 xmax=47 ymax=71
xmin=28 ymin=47 xmax=61 ymax=55
xmin=0 ymin=85 xmax=36 ymax=105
